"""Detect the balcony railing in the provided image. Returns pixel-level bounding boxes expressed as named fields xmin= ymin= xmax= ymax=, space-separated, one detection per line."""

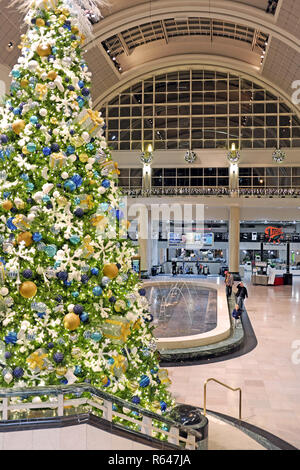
xmin=122 ymin=187 xmax=300 ymax=198
xmin=0 ymin=384 xmax=204 ymax=450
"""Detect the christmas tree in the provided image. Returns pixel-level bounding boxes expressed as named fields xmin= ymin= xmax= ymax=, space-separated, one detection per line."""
xmin=0 ymin=0 xmax=174 ymax=417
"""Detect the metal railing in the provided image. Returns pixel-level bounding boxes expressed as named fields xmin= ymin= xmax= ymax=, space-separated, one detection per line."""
xmin=203 ymin=378 xmax=242 ymax=422
xmin=121 ymin=187 xmax=300 ymax=198
xmin=0 ymin=384 xmax=202 ymax=450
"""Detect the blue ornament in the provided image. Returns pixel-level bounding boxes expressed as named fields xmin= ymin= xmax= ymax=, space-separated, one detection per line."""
xmin=78 ymin=80 xmax=84 ymax=88
xmin=29 ymin=116 xmax=38 ymax=124
xmin=47 ymin=342 xmax=54 ymax=349
xmin=51 ymin=143 xmax=60 ymax=153
xmin=32 ymin=232 xmax=42 ymax=242
xmin=5 ymin=331 xmax=17 ymax=344
xmin=108 ymin=357 xmax=115 ymax=365
xmin=72 ymin=291 xmax=79 ymax=298
xmin=64 ymin=280 xmax=72 ymax=287
xmin=66 ymin=145 xmax=75 ymax=155
xmin=80 ymin=312 xmax=89 ymax=322
xmin=92 ymin=286 xmax=102 ymax=296
xmin=22 ymin=269 xmax=33 ymax=279
xmin=4 ymin=351 xmax=12 ymax=360
xmin=91 ymin=331 xmax=102 ymax=342
xmin=0 ymin=135 xmax=8 ymax=144
xmin=60 ymin=378 xmax=68 ymax=384
xmin=86 ymin=143 xmax=94 ymax=151
xmin=13 ymin=367 xmax=24 ymax=378
xmin=44 ymin=244 xmax=57 ymax=257
xmin=81 ymin=87 xmax=90 ymax=96
xmin=160 ymin=401 xmax=167 ymax=412
xmin=74 ymin=365 xmax=82 ymax=376
xmin=64 ymin=180 xmax=76 ymax=192
xmin=70 ymin=235 xmax=80 ymax=245
xmin=71 ymin=174 xmax=83 ymax=187
xmin=73 ymin=304 xmax=84 ymax=315
xmin=13 ymin=108 xmax=21 ymax=115
xmin=27 ymin=142 xmax=36 ymax=153
xmin=76 ymin=96 xmax=85 ymax=108
xmin=53 ymin=352 xmax=64 ymax=363
xmin=101 ymin=179 xmax=110 ymax=188
xmin=12 ymin=70 xmax=20 ymax=78
xmin=56 ymin=271 xmax=68 ymax=281
xmin=91 ymin=267 xmax=99 ymax=276
xmin=139 ymin=375 xmax=150 ymax=388
xmin=138 ymin=288 xmax=146 ymax=296
xmin=81 ymin=274 xmax=89 ymax=283
xmin=74 ymin=208 xmax=84 ymax=218
xmin=42 ymin=147 xmax=51 ymax=156
xmin=42 ymin=195 xmax=50 ymax=202
xmin=26 ymin=182 xmax=34 ymax=191
xmin=6 ymin=217 xmax=17 ymax=230
xmin=109 ymin=296 xmax=116 ymax=303
xmin=20 ymin=173 xmax=29 ymax=181
xmin=132 ymin=395 xmax=141 ymax=405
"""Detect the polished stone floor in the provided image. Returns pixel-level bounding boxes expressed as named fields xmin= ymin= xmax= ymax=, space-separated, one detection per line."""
xmin=144 ymin=283 xmax=217 ymax=337
xmin=165 ymin=274 xmax=300 ymax=449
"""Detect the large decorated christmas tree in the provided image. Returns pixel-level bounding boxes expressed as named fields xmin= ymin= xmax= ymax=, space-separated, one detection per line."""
xmin=0 ymin=0 xmax=174 ymax=416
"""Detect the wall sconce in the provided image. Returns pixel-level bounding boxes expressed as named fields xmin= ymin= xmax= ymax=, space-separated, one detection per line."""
xmin=227 ymin=142 xmax=240 ymax=163
xmin=140 ymin=144 xmax=153 ymax=164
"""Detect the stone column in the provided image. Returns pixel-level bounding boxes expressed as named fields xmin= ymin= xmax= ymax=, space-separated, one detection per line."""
xmin=229 ymin=205 xmax=240 ymax=278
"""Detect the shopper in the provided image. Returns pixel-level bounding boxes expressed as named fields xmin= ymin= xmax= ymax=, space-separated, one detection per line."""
xmin=225 ymin=272 xmax=234 ymax=298
xmin=232 ymin=303 xmax=243 ymax=327
xmin=235 ymin=281 xmax=248 ymax=309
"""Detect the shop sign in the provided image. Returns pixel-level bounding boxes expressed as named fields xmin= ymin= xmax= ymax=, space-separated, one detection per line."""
xmin=264 ymin=226 xmax=284 ymax=244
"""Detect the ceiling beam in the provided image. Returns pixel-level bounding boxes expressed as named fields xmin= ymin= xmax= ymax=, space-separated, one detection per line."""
xmin=161 ymin=19 xmax=169 ymax=44
xmin=117 ymin=32 xmax=130 ymax=56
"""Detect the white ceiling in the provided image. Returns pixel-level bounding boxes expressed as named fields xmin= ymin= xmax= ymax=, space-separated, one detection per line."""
xmin=0 ymin=0 xmax=299 ymax=113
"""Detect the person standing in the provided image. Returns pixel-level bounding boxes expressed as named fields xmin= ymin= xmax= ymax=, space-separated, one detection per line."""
xmin=225 ymin=272 xmax=234 ymax=298
xmin=235 ymin=281 xmax=248 ymax=309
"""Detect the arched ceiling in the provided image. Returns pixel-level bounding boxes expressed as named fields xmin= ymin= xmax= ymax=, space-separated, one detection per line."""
xmin=0 ymin=0 xmax=299 ymax=113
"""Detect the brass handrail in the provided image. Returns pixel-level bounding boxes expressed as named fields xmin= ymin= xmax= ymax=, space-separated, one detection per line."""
xmin=203 ymin=377 xmax=242 ymax=422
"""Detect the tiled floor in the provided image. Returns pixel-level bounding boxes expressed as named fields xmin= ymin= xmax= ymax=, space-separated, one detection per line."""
xmin=166 ymin=274 xmax=300 ymax=449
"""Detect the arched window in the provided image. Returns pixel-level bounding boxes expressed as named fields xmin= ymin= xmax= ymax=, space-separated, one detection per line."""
xmin=100 ymin=69 xmax=300 ymax=151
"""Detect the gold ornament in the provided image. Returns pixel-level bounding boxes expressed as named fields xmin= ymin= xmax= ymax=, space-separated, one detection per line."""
xmin=36 ymin=43 xmax=52 ymax=57
xmin=17 ymin=231 xmax=33 ymax=247
xmin=27 ymin=349 xmax=49 ymax=372
xmin=19 ymin=281 xmax=37 ymax=299
xmin=71 ymin=25 xmax=79 ymax=34
xmin=79 ymin=153 xmax=89 ymax=162
xmin=55 ymin=366 xmax=67 ymax=376
xmin=103 ymin=263 xmax=119 ymax=279
xmin=36 ymin=18 xmax=45 ymax=27
xmin=2 ymin=200 xmax=13 ymax=211
xmin=47 ymin=70 xmax=57 ymax=80
xmin=63 ymin=312 xmax=80 ymax=331
xmin=57 ymin=196 xmax=68 ymax=207
xmin=22 ymin=146 xmax=29 ymax=155
xmin=20 ymin=79 xmax=29 ymax=88
xmin=12 ymin=119 xmax=25 ymax=135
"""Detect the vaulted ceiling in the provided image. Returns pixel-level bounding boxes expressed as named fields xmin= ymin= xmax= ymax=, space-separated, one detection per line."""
xmin=0 ymin=0 xmax=299 ymax=114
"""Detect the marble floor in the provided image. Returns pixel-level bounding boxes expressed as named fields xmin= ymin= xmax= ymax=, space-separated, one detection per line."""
xmin=166 ymin=274 xmax=300 ymax=449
